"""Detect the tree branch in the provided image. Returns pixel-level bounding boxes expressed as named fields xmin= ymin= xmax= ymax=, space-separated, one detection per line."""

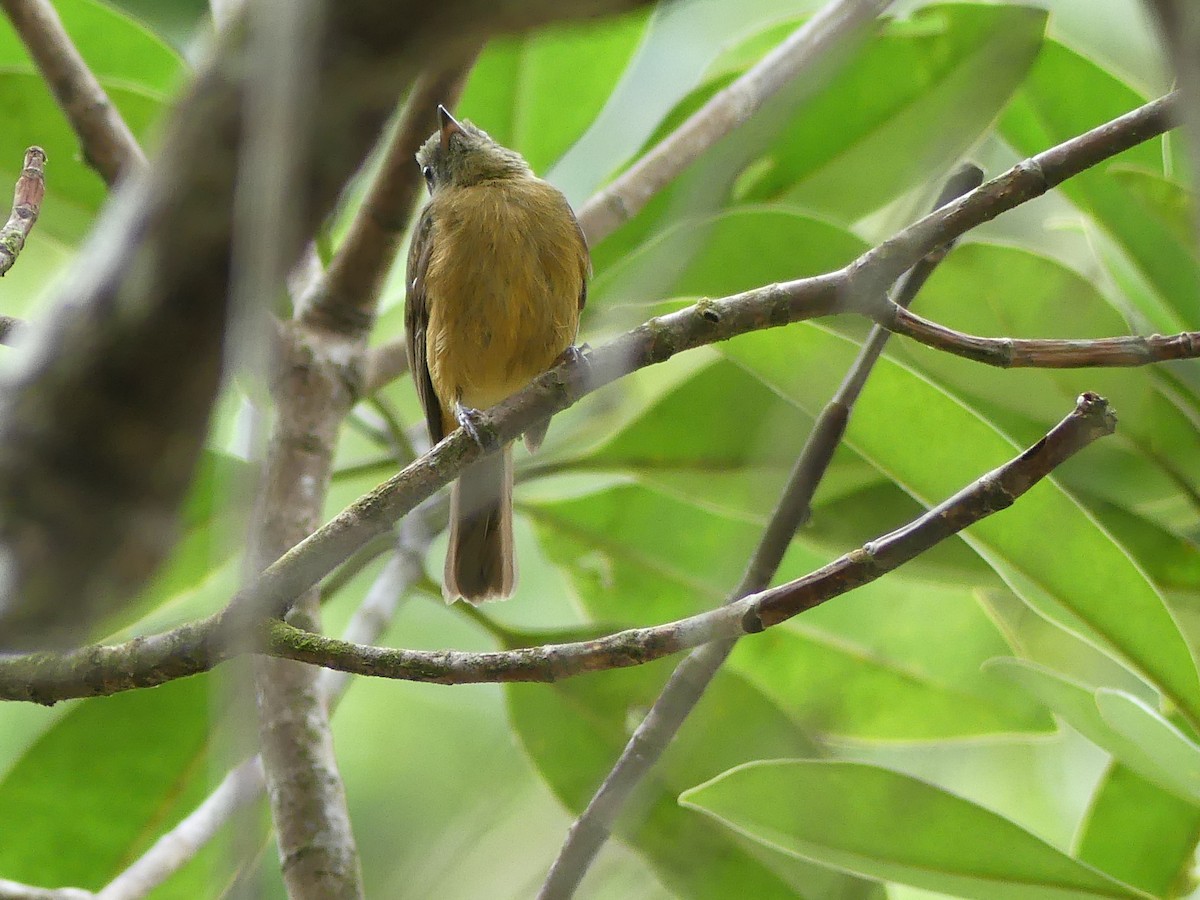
xmin=0 ymin=146 xmax=46 ymax=277
xmin=0 ymin=0 xmax=144 ymax=183
xmin=537 ymin=164 xmax=984 ymax=900
xmin=577 ymin=0 xmax=894 ymax=242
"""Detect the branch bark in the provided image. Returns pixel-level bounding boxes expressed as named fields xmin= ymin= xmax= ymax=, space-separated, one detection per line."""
xmin=0 ymin=146 xmax=46 ymax=277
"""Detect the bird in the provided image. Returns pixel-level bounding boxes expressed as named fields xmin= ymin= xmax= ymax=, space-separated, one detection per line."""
xmin=405 ymin=105 xmax=589 ymax=603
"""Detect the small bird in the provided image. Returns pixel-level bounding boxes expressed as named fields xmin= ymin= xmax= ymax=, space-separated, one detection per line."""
xmin=406 ymin=106 xmax=589 ymax=603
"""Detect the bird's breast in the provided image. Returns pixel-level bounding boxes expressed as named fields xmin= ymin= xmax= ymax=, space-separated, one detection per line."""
xmin=424 ymin=181 xmax=583 ymax=419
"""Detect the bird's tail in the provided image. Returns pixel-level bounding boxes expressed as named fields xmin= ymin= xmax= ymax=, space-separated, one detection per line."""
xmin=444 ymin=447 xmax=515 ymax=603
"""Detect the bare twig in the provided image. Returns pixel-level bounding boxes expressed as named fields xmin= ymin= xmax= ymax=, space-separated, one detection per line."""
xmin=577 ymin=0 xmax=893 ymax=242
xmin=0 ymin=147 xmax=46 ymax=277
xmin=0 ymin=0 xmax=144 ymax=183
xmin=537 ymin=164 xmax=985 ymax=899
xmin=0 ymin=91 xmax=1189 ymax=697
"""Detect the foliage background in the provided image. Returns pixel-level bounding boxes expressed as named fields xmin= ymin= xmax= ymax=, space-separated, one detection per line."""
xmin=0 ymin=0 xmax=1197 ymax=898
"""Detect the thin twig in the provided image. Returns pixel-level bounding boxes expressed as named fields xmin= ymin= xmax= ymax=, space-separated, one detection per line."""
xmin=537 ymin=164 xmax=984 ymax=899
xmin=0 ymin=0 xmax=144 ymax=183
xmin=577 ymin=0 xmax=894 ymax=242
xmin=0 ymin=147 xmax=46 ymax=277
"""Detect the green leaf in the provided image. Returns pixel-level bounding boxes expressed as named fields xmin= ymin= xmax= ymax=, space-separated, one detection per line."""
xmin=999 ymin=41 xmax=1199 ymax=330
xmin=84 ymin=0 xmax=209 ymax=52
xmin=680 ymin=759 xmax=1144 ymax=899
xmin=721 ymin=323 xmax=1200 ymax=728
xmin=505 ymin=632 xmax=877 ymax=899
xmin=0 ymin=676 xmax=211 ymax=889
xmin=986 ymin=658 xmax=1200 ymax=805
xmin=743 ymin=4 xmax=1047 ymax=220
xmin=458 ymin=9 xmax=649 ymax=177
xmin=1077 ymin=763 xmax=1200 ymax=899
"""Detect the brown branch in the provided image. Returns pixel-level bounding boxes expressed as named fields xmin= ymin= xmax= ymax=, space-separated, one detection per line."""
xmin=0 ymin=395 xmax=1115 ymax=704
xmin=362 ymin=338 xmax=410 ymax=394
xmin=536 ymin=163 xmax=986 ymax=900
xmin=0 ymin=147 xmax=46 ymax=277
xmin=0 ymin=0 xmax=144 ymax=184
xmin=883 ymin=305 xmax=1200 ymax=367
xmin=577 ymin=0 xmax=894 ymax=242
xmin=0 ymin=89 xmax=1188 ymax=692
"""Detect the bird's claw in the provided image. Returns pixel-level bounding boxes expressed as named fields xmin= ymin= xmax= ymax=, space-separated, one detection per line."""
xmin=455 ymin=402 xmax=497 ymax=451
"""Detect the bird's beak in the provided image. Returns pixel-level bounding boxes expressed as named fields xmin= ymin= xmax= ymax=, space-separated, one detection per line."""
xmin=438 ymin=104 xmax=463 ymax=151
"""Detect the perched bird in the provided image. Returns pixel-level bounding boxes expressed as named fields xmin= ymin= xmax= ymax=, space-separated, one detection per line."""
xmin=406 ymin=106 xmax=589 ymax=603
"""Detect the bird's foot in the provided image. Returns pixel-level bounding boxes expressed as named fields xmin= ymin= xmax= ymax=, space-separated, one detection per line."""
xmin=455 ymin=402 xmax=498 ymax=451
xmin=555 ymin=343 xmax=589 ymax=367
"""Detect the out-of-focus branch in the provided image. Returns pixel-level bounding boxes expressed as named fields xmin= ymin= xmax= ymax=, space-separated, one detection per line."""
xmin=362 ymin=338 xmax=410 ymax=393
xmin=0 ymin=146 xmax=46 ymax=277
xmin=577 ymin=0 xmax=893 ymax=242
xmin=0 ymin=0 xmax=144 ymax=183
xmin=536 ymin=164 xmax=984 ymax=900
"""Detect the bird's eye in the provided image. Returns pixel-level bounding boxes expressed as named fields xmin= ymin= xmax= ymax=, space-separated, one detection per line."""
xmin=421 ymin=165 xmax=435 ymax=192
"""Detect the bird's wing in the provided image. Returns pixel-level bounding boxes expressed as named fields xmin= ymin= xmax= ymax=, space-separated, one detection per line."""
xmin=405 ymin=206 xmax=445 ymax=444
xmin=568 ymin=201 xmax=591 ymax=312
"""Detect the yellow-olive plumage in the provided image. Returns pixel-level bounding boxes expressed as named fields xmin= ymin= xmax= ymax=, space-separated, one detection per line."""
xmin=406 ymin=106 xmax=588 ymax=602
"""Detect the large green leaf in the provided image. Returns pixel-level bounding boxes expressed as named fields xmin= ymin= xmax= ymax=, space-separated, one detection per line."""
xmin=743 ymin=4 xmax=1046 ymax=220
xmin=680 ymin=759 xmax=1144 ymax=899
xmin=505 ymin=631 xmax=878 ymax=900
xmin=1077 ymin=763 xmax=1200 ymax=899
xmin=987 ymin=658 xmax=1200 ymax=805
xmin=458 ymin=9 xmax=649 ymax=177
xmin=999 ymin=41 xmax=1199 ymax=330
xmin=720 ymin=323 xmax=1200 ymax=727
xmin=0 ymin=676 xmax=211 ymax=889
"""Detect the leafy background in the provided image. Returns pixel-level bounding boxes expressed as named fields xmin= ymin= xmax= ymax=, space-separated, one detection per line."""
xmin=0 ymin=0 xmax=1198 ymax=898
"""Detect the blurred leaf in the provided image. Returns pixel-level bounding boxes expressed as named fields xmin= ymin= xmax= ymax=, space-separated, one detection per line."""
xmin=459 ymin=9 xmax=650 ymax=175
xmin=90 ymin=0 xmax=209 ymax=51
xmin=680 ymin=759 xmax=1143 ymax=899
xmin=720 ymin=323 xmax=1200 ymax=727
xmin=505 ymin=629 xmax=878 ymax=900
xmin=987 ymin=658 xmax=1200 ymax=805
xmin=999 ymin=41 xmax=1199 ymax=331
xmin=743 ymin=4 xmax=1046 ymax=221
xmin=1077 ymin=763 xmax=1200 ymax=899
xmin=0 ymin=676 xmax=211 ymax=889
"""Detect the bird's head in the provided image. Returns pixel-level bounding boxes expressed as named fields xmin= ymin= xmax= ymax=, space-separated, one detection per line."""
xmin=416 ymin=105 xmax=532 ymax=192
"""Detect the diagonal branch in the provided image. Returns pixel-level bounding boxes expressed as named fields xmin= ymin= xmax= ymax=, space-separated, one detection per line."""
xmin=0 ymin=146 xmax=46 ymax=277
xmin=536 ymin=163 xmax=984 ymax=899
xmin=0 ymin=0 xmax=144 ymax=183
